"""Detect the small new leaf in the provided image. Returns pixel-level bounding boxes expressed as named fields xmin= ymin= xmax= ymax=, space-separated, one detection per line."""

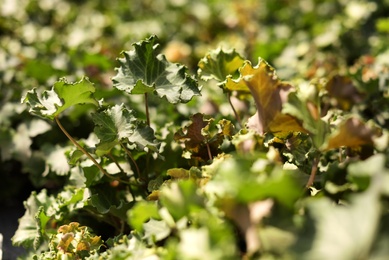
xmin=22 ymin=77 xmax=98 ymax=120
xmin=112 ymin=35 xmax=201 ymax=103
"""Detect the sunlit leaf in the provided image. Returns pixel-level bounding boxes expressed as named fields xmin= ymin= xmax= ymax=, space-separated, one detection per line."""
xmin=12 ymin=190 xmax=54 ymax=250
xmin=127 ymin=201 xmax=160 ymax=232
xmin=198 ymin=48 xmax=245 ymax=85
xmin=42 ymin=144 xmax=70 ymax=176
xmin=160 ymin=180 xmax=204 ymax=221
xmin=112 ymin=35 xmax=201 ymax=103
xmin=22 ymin=77 xmax=98 ymax=120
xmin=143 ymin=218 xmax=171 ymax=244
xmin=226 ymin=60 xmax=304 ymax=135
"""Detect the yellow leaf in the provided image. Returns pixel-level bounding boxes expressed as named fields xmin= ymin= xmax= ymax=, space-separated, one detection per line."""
xmin=324 ymin=117 xmax=380 ymax=150
xmin=227 ymin=60 xmax=304 ymax=136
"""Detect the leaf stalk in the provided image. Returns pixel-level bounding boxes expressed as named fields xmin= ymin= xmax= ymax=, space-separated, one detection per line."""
xmin=55 ymin=116 xmax=115 ymax=181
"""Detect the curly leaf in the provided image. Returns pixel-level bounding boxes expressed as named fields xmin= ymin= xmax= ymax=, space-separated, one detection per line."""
xmin=174 ymin=113 xmax=234 ymax=162
xmin=22 ymin=77 xmax=98 ymax=120
xmin=12 ymin=190 xmax=54 ymax=250
xmin=283 ymin=91 xmax=328 ymax=147
xmin=226 ymin=60 xmax=304 ymax=136
xmin=92 ymin=104 xmax=158 ymax=156
xmin=198 ymin=48 xmax=245 ymax=85
xmin=112 ymin=35 xmax=201 ymax=103
xmin=323 ymin=117 xmax=380 ymax=150
xmin=174 ymin=113 xmax=210 ymax=153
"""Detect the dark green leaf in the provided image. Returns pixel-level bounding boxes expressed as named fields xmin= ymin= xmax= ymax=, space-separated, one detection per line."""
xmin=92 ymin=104 xmax=158 ymax=156
xmin=112 ymin=35 xmax=201 ymax=103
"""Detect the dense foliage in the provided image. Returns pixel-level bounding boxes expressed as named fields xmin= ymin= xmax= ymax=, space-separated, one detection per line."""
xmin=1 ymin=0 xmax=389 ymax=259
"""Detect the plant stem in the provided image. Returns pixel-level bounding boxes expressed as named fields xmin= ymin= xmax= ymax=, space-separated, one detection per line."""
xmin=205 ymin=142 xmax=213 ymax=162
xmin=120 ymin=142 xmax=141 ymax=179
xmin=306 ymin=155 xmax=320 ymax=188
xmin=227 ymin=92 xmax=242 ymax=128
xmin=55 ymin=116 xmax=114 ymax=181
xmin=145 ymin=93 xmax=150 ymax=126
xmin=107 ymin=152 xmax=124 ymax=172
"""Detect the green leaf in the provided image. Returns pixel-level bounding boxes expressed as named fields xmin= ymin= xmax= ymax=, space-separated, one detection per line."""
xmin=22 ymin=77 xmax=98 ymax=120
xmin=82 ymin=165 xmax=103 ymax=186
xmin=127 ymin=201 xmax=160 ymax=232
xmin=283 ymin=90 xmax=328 ymax=147
xmin=142 ymin=218 xmax=171 ymax=244
xmin=347 ymin=154 xmax=389 ymax=192
xmin=303 ymin=180 xmax=382 ymax=259
xmin=160 ymin=180 xmax=204 ymax=221
xmin=88 ymin=184 xmax=134 ymax=218
xmin=198 ymin=48 xmax=245 ymax=84
xmin=92 ymin=104 xmax=158 ymax=156
xmin=205 ymin=155 xmax=301 ymax=207
xmin=112 ymin=35 xmax=200 ymax=103
xmin=12 ymin=190 xmax=54 ymax=250
xmin=178 ymin=215 xmax=238 ymax=259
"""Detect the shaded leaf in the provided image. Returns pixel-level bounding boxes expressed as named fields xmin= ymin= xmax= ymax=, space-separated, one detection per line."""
xmin=92 ymin=104 xmax=158 ymax=156
xmin=174 ymin=113 xmax=209 ymax=152
xmin=324 ymin=117 xmax=380 ymax=150
xmin=88 ymin=184 xmax=134 ymax=218
xmin=112 ymin=35 xmax=200 ymax=103
xmin=326 ymin=75 xmax=364 ymax=110
xmin=283 ymin=90 xmax=328 ymax=147
xmin=22 ymin=77 xmax=98 ymax=120
xmin=174 ymin=113 xmax=235 ymax=162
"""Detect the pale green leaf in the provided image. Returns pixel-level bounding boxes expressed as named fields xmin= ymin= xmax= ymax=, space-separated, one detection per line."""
xmin=22 ymin=77 xmax=98 ymax=120
xmin=12 ymin=190 xmax=54 ymax=250
xmin=142 ymin=218 xmax=171 ymax=244
xmin=198 ymin=48 xmax=245 ymax=84
xmin=303 ymin=182 xmax=382 ymax=260
xmin=160 ymin=180 xmax=204 ymax=221
xmin=127 ymin=201 xmax=160 ymax=232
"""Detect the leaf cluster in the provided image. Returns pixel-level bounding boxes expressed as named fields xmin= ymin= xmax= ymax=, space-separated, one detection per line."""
xmin=1 ymin=1 xmax=389 ymax=259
